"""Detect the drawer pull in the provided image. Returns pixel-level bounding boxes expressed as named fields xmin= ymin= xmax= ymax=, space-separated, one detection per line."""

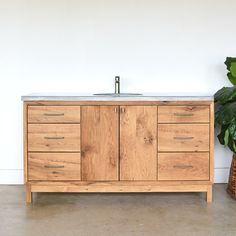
xmin=173 ymin=136 xmax=194 ymax=140
xmin=44 ymin=165 xmax=64 ymax=168
xmin=173 ymin=165 xmax=193 ymax=169
xmin=43 ymin=113 xmax=65 ymax=116
xmin=44 ymin=136 xmax=65 ymax=140
xmin=173 ymin=113 xmax=194 ymax=117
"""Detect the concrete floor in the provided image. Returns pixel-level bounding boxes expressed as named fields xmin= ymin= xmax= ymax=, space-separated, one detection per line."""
xmin=0 ymin=184 xmax=235 ymax=236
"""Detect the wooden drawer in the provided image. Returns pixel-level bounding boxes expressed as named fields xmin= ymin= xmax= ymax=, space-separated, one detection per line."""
xmin=28 ymin=124 xmax=80 ymax=152
xmin=158 ymin=124 xmax=209 ymax=152
xmin=158 ymin=106 xmax=209 ymax=123
xmin=158 ymin=153 xmax=209 ymax=180
xmin=28 ymin=106 xmax=80 ymax=123
xmin=28 ymin=153 xmax=81 ymax=180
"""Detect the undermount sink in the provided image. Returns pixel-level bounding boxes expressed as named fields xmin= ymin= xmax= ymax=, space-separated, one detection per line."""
xmin=93 ymin=93 xmax=142 ymax=96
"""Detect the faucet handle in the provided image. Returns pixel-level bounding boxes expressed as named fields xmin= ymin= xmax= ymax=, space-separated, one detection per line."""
xmin=115 ymin=76 xmax=120 ymax=82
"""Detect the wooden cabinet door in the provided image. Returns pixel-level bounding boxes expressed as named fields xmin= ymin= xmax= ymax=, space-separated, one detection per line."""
xmin=81 ymin=106 xmax=119 ymax=181
xmin=120 ymin=106 xmax=157 ymax=180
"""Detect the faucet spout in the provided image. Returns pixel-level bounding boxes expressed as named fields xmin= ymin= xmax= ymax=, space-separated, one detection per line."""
xmin=115 ymin=76 xmax=120 ymax=94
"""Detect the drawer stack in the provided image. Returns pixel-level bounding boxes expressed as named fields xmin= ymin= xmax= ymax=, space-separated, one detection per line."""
xmin=27 ymin=106 xmax=81 ymax=181
xmin=157 ymin=106 xmax=210 ymax=181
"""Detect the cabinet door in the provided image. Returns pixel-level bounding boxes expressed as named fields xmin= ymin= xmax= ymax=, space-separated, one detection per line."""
xmin=81 ymin=106 xmax=119 ymax=181
xmin=120 ymin=106 xmax=157 ymax=180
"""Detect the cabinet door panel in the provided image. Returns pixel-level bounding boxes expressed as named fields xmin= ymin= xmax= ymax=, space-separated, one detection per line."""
xmin=81 ymin=106 xmax=119 ymax=181
xmin=120 ymin=106 xmax=157 ymax=180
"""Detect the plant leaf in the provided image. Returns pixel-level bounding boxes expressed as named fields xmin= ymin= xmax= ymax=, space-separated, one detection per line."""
xmin=233 ymin=141 xmax=236 ymax=153
xmin=215 ymin=102 xmax=236 ymax=125
xmin=217 ymin=125 xmax=229 ymax=145
xmin=227 ymin=139 xmax=236 ymax=153
xmin=228 ymin=119 xmax=236 ymax=140
xmin=224 ymin=129 xmax=229 ymax=146
xmin=214 ymin=86 xmax=236 ymax=104
xmin=230 ymin=62 xmax=236 ymax=77
xmin=225 ymin=57 xmax=236 ymax=71
xmin=227 ymin=73 xmax=236 ymax=85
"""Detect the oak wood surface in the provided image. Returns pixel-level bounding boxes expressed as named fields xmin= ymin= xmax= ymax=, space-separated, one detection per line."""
xmin=30 ymin=182 xmax=209 ymax=193
xmin=81 ymin=106 xmax=119 ymax=181
xmin=158 ymin=124 xmax=209 ymax=152
xmin=24 ymin=103 xmax=28 ymax=183
xmin=28 ymin=153 xmax=81 ymax=180
xmin=210 ymin=102 xmax=214 ymax=183
xmin=24 ymin=101 xmax=214 ymax=203
xmin=28 ymin=106 xmax=80 ymax=123
xmin=28 ymin=124 xmax=80 ymax=152
xmin=158 ymin=153 xmax=209 ymax=180
xmin=158 ymin=105 xmax=209 ymax=123
xmin=120 ymin=106 xmax=157 ymax=180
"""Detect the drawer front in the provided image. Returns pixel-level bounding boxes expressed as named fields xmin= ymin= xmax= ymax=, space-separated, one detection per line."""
xmin=158 ymin=153 xmax=209 ymax=180
xmin=158 ymin=124 xmax=209 ymax=152
xmin=28 ymin=106 xmax=80 ymax=123
xmin=28 ymin=124 xmax=80 ymax=152
xmin=158 ymin=106 xmax=209 ymax=123
xmin=28 ymin=153 xmax=81 ymax=180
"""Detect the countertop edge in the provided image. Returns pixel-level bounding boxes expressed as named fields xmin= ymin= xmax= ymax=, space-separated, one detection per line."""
xmin=21 ymin=95 xmax=214 ymax=102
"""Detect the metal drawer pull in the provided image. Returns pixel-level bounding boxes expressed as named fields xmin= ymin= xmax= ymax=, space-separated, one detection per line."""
xmin=44 ymin=113 xmax=64 ymax=116
xmin=173 ymin=165 xmax=193 ymax=169
xmin=44 ymin=137 xmax=65 ymax=140
xmin=44 ymin=165 xmax=64 ymax=168
xmin=173 ymin=136 xmax=194 ymax=140
xmin=173 ymin=113 xmax=194 ymax=117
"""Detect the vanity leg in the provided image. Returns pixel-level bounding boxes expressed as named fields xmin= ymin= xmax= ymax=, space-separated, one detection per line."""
xmin=206 ymin=185 xmax=212 ymax=203
xmin=26 ymin=184 xmax=32 ymax=204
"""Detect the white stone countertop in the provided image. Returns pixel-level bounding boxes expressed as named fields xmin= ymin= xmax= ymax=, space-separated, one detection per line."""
xmin=21 ymin=93 xmax=214 ymax=101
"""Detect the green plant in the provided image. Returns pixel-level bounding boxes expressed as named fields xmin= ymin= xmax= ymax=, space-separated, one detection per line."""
xmin=215 ymin=57 xmax=236 ymax=153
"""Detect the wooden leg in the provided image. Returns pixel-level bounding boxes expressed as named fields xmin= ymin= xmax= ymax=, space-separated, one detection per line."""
xmin=26 ymin=184 xmax=32 ymax=204
xmin=206 ymin=185 xmax=212 ymax=203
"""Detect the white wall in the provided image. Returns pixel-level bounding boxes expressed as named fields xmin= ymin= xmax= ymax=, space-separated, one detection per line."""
xmin=0 ymin=0 xmax=236 ymax=184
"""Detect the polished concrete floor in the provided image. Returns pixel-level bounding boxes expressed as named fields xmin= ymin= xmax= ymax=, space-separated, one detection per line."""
xmin=0 ymin=184 xmax=235 ymax=236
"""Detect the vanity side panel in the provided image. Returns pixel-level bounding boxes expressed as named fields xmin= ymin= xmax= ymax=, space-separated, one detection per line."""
xmin=23 ymin=102 xmax=28 ymax=184
xmin=210 ymin=102 xmax=214 ymax=183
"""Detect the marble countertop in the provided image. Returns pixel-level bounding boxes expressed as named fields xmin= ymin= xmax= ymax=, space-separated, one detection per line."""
xmin=21 ymin=93 xmax=214 ymax=101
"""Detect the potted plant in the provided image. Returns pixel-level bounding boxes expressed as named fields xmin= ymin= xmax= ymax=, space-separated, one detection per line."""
xmin=215 ymin=57 xmax=236 ymax=199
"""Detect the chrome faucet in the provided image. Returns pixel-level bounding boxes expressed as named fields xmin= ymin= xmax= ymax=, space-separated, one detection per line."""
xmin=115 ymin=76 xmax=120 ymax=94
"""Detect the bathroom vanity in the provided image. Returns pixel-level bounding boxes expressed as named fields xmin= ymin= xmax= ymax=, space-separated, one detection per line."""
xmin=22 ymin=94 xmax=214 ymax=203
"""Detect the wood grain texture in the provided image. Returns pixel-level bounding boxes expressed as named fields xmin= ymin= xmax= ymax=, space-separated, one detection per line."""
xmin=158 ymin=153 xmax=209 ymax=180
xmin=207 ymin=185 xmax=213 ymax=203
xmin=120 ymin=106 xmax=157 ymax=180
xmin=26 ymin=183 xmax=32 ymax=204
xmin=210 ymin=102 xmax=214 ymax=183
xmin=23 ymin=103 xmax=28 ymax=183
xmin=28 ymin=124 xmax=80 ymax=152
xmin=158 ymin=105 xmax=209 ymax=123
xmin=28 ymin=153 xmax=81 ymax=180
xmin=158 ymin=124 xmax=209 ymax=152
xmin=30 ymin=181 xmax=210 ymax=193
xmin=28 ymin=106 xmax=80 ymax=123
xmin=81 ymin=106 xmax=119 ymax=181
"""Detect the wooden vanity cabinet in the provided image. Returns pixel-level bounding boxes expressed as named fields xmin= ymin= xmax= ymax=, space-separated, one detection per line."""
xmin=24 ymin=101 xmax=214 ymax=203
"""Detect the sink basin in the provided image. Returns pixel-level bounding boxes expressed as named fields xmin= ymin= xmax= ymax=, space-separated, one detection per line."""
xmin=94 ymin=93 xmax=142 ymax=96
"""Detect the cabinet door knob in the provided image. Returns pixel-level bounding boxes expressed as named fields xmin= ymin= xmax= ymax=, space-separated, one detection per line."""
xmin=114 ymin=107 xmax=118 ymax=113
xmin=120 ymin=108 xmax=126 ymax=113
